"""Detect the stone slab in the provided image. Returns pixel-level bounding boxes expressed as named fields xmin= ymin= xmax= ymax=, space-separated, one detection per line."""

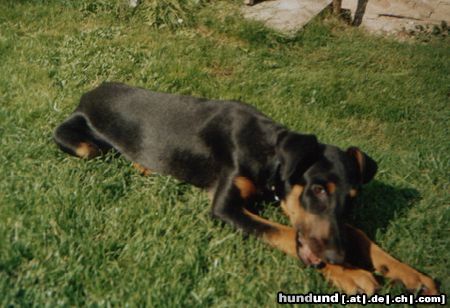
xmin=242 ymin=0 xmax=332 ymax=34
xmin=342 ymin=0 xmax=450 ymax=34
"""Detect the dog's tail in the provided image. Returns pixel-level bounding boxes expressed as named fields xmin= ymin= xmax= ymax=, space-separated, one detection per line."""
xmin=54 ymin=113 xmax=112 ymax=159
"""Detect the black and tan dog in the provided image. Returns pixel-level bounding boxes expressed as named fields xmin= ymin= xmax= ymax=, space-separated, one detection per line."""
xmin=54 ymin=82 xmax=437 ymax=295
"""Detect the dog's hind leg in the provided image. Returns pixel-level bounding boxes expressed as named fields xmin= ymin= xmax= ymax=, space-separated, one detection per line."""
xmin=54 ymin=113 xmax=112 ymax=159
xmin=132 ymin=162 xmax=152 ymax=176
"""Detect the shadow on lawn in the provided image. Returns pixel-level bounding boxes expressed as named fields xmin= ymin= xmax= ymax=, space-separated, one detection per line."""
xmin=348 ymin=180 xmax=420 ymax=239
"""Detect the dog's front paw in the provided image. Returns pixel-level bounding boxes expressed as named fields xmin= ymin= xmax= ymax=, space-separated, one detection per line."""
xmin=382 ymin=262 xmax=438 ymax=295
xmin=322 ymin=264 xmax=379 ymax=295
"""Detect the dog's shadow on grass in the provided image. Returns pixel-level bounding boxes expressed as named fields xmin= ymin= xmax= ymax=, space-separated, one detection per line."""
xmin=347 ymin=180 xmax=420 ymax=239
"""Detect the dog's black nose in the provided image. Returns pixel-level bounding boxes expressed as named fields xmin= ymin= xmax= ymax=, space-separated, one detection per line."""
xmin=312 ymin=261 xmax=326 ymax=269
xmin=324 ymin=249 xmax=345 ymax=264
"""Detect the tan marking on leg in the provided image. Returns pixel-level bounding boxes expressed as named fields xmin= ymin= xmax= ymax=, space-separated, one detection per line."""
xmin=75 ymin=142 xmax=99 ymax=159
xmin=352 ymin=148 xmax=365 ymax=178
xmin=234 ymin=176 xmax=256 ymax=199
xmin=346 ymin=225 xmax=438 ymax=295
xmin=262 ymin=226 xmax=298 ymax=257
xmin=132 ymin=162 xmax=152 ymax=176
xmin=349 ymin=189 xmax=358 ymax=198
xmin=379 ymin=265 xmax=389 ymax=275
xmin=243 ymin=209 xmax=297 ymax=257
xmin=321 ymin=264 xmax=379 ymax=295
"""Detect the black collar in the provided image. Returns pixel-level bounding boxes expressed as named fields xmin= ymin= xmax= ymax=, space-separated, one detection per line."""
xmin=266 ymin=159 xmax=283 ymax=201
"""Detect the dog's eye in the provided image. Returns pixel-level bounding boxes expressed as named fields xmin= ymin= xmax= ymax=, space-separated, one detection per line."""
xmin=311 ymin=184 xmax=326 ymax=196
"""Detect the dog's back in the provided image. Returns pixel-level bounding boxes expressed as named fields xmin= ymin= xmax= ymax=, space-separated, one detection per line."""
xmin=55 ymin=82 xmax=282 ymax=188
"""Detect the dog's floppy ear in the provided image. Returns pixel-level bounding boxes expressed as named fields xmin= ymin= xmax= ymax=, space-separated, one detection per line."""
xmin=276 ymin=132 xmax=320 ymax=181
xmin=346 ymin=147 xmax=378 ymax=184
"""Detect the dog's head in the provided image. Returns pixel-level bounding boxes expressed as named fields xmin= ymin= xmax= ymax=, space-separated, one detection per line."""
xmin=276 ymin=132 xmax=377 ymax=266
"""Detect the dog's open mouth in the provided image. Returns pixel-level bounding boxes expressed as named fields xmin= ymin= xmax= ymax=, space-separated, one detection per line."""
xmin=297 ymin=234 xmax=324 ymax=268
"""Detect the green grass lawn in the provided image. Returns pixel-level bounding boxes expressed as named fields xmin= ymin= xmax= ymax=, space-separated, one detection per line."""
xmin=0 ymin=0 xmax=449 ymax=306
